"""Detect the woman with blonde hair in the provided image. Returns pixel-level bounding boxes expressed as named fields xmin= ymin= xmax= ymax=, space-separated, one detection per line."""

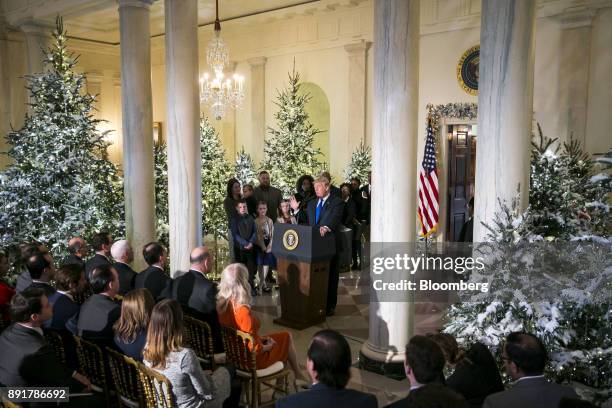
xmin=144 ymin=299 xmax=230 ymax=408
xmin=217 ymin=263 xmax=309 ymax=388
xmin=113 ymin=288 xmax=154 ymax=361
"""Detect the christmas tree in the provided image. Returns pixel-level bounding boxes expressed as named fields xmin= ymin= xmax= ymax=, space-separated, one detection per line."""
xmin=234 ymin=146 xmax=257 ymax=187
xmin=200 ymin=118 xmax=232 ymax=238
xmin=261 ymin=64 xmax=323 ymax=197
xmin=443 ymin=126 xmax=611 ymax=404
xmin=0 ymin=17 xmax=124 ymax=262
xmin=344 ymin=140 xmax=371 ymax=185
xmin=154 ymin=140 xmax=169 ymax=247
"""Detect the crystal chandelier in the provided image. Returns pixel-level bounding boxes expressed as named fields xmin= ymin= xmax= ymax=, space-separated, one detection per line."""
xmin=200 ymin=0 xmax=245 ymax=120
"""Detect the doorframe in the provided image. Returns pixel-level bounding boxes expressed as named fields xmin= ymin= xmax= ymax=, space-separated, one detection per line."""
xmin=425 ymin=103 xmax=478 ymax=243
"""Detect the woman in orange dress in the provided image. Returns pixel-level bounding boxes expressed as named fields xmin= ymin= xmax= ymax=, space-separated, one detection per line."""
xmin=217 ymin=263 xmax=309 ymax=385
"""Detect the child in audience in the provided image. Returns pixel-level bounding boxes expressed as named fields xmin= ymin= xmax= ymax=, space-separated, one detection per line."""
xmin=277 ymin=199 xmax=297 ymax=224
xmin=255 ymin=201 xmax=276 ymax=293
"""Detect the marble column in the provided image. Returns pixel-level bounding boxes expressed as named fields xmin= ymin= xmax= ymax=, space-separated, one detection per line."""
xmin=165 ymin=0 xmax=201 ymax=275
xmin=360 ymin=0 xmax=419 ymax=379
xmin=20 ymin=22 xmax=52 ymax=75
xmin=585 ymin=7 xmax=612 ymax=155
xmin=344 ymin=41 xmax=370 ymax=146
xmin=118 ymin=0 xmax=156 ymax=271
xmin=248 ymin=57 xmax=266 ymax=165
xmin=0 ymin=20 xmax=10 ymax=168
xmin=473 ymin=0 xmax=535 ymax=242
xmin=558 ymin=8 xmax=594 ymax=147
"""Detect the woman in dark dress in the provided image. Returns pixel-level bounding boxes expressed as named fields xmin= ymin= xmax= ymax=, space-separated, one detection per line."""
xmin=113 ymin=288 xmax=154 ymax=361
xmin=294 ymin=175 xmax=315 ymax=213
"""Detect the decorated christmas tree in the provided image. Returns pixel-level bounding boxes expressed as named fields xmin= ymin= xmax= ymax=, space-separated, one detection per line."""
xmin=344 ymin=140 xmax=371 ymax=185
xmin=261 ymin=64 xmax=323 ymax=197
xmin=0 ymin=18 xmax=124 ymax=262
xmin=443 ymin=126 xmax=611 ymax=404
xmin=154 ymin=140 xmax=169 ymax=247
xmin=200 ymin=118 xmax=232 ymax=238
xmin=234 ymin=146 xmax=257 ymax=187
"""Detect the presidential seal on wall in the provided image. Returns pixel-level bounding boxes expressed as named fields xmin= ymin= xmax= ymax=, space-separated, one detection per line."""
xmin=282 ymin=229 xmax=299 ymax=251
xmin=457 ymin=45 xmax=479 ymax=96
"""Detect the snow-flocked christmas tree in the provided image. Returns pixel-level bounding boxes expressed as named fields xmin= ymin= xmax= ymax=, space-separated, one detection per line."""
xmin=261 ymin=64 xmax=323 ymax=197
xmin=154 ymin=140 xmax=169 ymax=247
xmin=234 ymin=146 xmax=257 ymax=188
xmin=0 ymin=18 xmax=124 ymax=260
xmin=344 ymin=140 xmax=371 ymax=185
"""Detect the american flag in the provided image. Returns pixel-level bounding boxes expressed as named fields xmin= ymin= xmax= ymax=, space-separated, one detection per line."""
xmin=417 ymin=119 xmax=439 ymax=237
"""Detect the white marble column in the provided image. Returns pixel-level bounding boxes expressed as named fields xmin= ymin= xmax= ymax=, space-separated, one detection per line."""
xmin=20 ymin=22 xmax=52 ymax=75
xmin=360 ymin=0 xmax=419 ymax=377
xmin=248 ymin=57 xmax=266 ymax=164
xmin=165 ymin=0 xmax=201 ymax=275
xmin=585 ymin=7 xmax=612 ymax=155
xmin=118 ymin=0 xmax=156 ymax=271
xmin=344 ymin=41 xmax=369 ymax=145
xmin=474 ymin=0 xmax=535 ymax=242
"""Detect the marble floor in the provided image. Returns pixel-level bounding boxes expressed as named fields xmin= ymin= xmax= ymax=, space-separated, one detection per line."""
xmin=251 ymin=268 xmax=449 ymax=406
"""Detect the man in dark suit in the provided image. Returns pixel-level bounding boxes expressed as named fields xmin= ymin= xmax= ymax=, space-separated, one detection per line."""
xmin=386 ymin=335 xmax=469 ymax=408
xmin=134 ymin=242 xmax=171 ymax=300
xmin=47 ymin=263 xmax=86 ymax=332
xmin=23 ymin=250 xmax=57 ymax=297
xmin=77 ymin=264 xmax=121 ymax=347
xmin=291 ymin=176 xmax=344 ymax=316
xmin=171 ymin=246 xmax=223 ymax=353
xmin=110 ymin=239 xmax=136 ymax=296
xmin=85 ymin=232 xmax=112 ymax=280
xmin=458 ymin=197 xmax=474 ymax=243
xmin=360 ymin=171 xmax=371 ymax=224
xmin=0 ymin=288 xmax=97 ymax=406
xmin=15 ymin=243 xmax=49 ymax=293
xmin=483 ymin=332 xmax=578 ymax=408
xmin=276 ymin=329 xmax=376 ymax=408
xmin=63 ymin=236 xmax=88 ymax=268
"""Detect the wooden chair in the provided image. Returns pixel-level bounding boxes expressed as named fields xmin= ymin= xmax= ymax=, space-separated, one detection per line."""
xmin=137 ymin=363 xmax=175 ymax=408
xmin=73 ymin=336 xmax=110 ymax=398
xmin=221 ymin=326 xmax=290 ymax=408
xmin=106 ymin=347 xmax=143 ymax=407
xmin=44 ymin=329 xmax=67 ymax=365
xmin=183 ymin=315 xmax=216 ymax=370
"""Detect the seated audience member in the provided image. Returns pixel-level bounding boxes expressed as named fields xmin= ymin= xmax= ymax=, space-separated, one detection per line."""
xmin=0 ymin=289 xmax=99 ymax=407
xmin=429 ymin=333 xmax=504 ymax=407
xmin=171 ymin=246 xmax=223 ymax=353
xmin=134 ymin=242 xmax=171 ymax=300
xmin=113 ymin=288 xmax=154 ymax=361
xmin=144 ymin=299 xmax=231 ymax=408
xmin=85 ymin=232 xmax=113 ymax=280
xmin=63 ymin=236 xmax=88 ymax=267
xmin=47 ymin=264 xmax=86 ymax=332
xmin=0 ymin=250 xmax=15 ymax=325
xmin=386 ymin=335 xmax=469 ymax=408
xmin=229 ymin=200 xmax=257 ymax=295
xmin=111 ymin=239 xmax=136 ymax=296
xmin=15 ymin=242 xmax=48 ymax=292
xmin=24 ymin=250 xmax=57 ymax=297
xmin=77 ymin=264 xmax=121 ymax=347
xmin=483 ymin=332 xmax=578 ymax=408
xmin=276 ymin=329 xmax=377 ymax=408
xmin=217 ymin=263 xmax=309 ymax=387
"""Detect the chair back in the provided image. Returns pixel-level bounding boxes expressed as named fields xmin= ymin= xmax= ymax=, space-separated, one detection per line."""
xmin=44 ymin=330 xmax=67 ymax=365
xmin=73 ymin=335 xmax=108 ymax=392
xmin=137 ymin=363 xmax=175 ymax=408
xmin=221 ymin=326 xmax=257 ymax=374
xmin=106 ymin=347 xmax=142 ymax=407
xmin=183 ymin=316 xmax=215 ymax=369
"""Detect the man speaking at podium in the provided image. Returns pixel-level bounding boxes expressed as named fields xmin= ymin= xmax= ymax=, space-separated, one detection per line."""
xmin=290 ymin=176 xmax=343 ymax=316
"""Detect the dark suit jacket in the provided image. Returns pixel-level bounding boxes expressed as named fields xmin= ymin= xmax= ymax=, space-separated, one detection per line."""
xmin=342 ymin=198 xmax=358 ymax=227
xmin=77 ymin=293 xmax=121 ymax=347
xmin=113 ymin=262 xmax=136 ymax=296
xmin=47 ymin=292 xmax=80 ymax=332
xmin=26 ymin=281 xmax=56 ymax=297
xmin=62 ymin=254 xmax=85 ymax=268
xmin=171 ymin=269 xmax=223 ymax=353
xmin=85 ymin=253 xmax=112 ymax=280
xmin=302 ymin=195 xmax=344 ymax=233
xmin=483 ymin=377 xmax=578 ymax=408
xmin=458 ymin=218 xmax=474 ymax=243
xmin=0 ymin=324 xmax=74 ymax=387
xmin=360 ymin=184 xmax=371 ymax=223
xmin=276 ymin=383 xmax=377 ymax=408
xmin=134 ymin=265 xmax=171 ymax=300
xmin=15 ymin=269 xmax=32 ymax=293
xmin=386 ymin=383 xmax=469 ymax=408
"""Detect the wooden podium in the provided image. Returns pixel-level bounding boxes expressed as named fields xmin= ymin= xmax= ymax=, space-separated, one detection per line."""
xmin=272 ymin=224 xmax=336 ymax=329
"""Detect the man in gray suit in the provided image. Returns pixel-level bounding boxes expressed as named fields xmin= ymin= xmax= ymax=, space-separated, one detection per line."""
xmin=483 ymin=332 xmax=578 ymax=408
